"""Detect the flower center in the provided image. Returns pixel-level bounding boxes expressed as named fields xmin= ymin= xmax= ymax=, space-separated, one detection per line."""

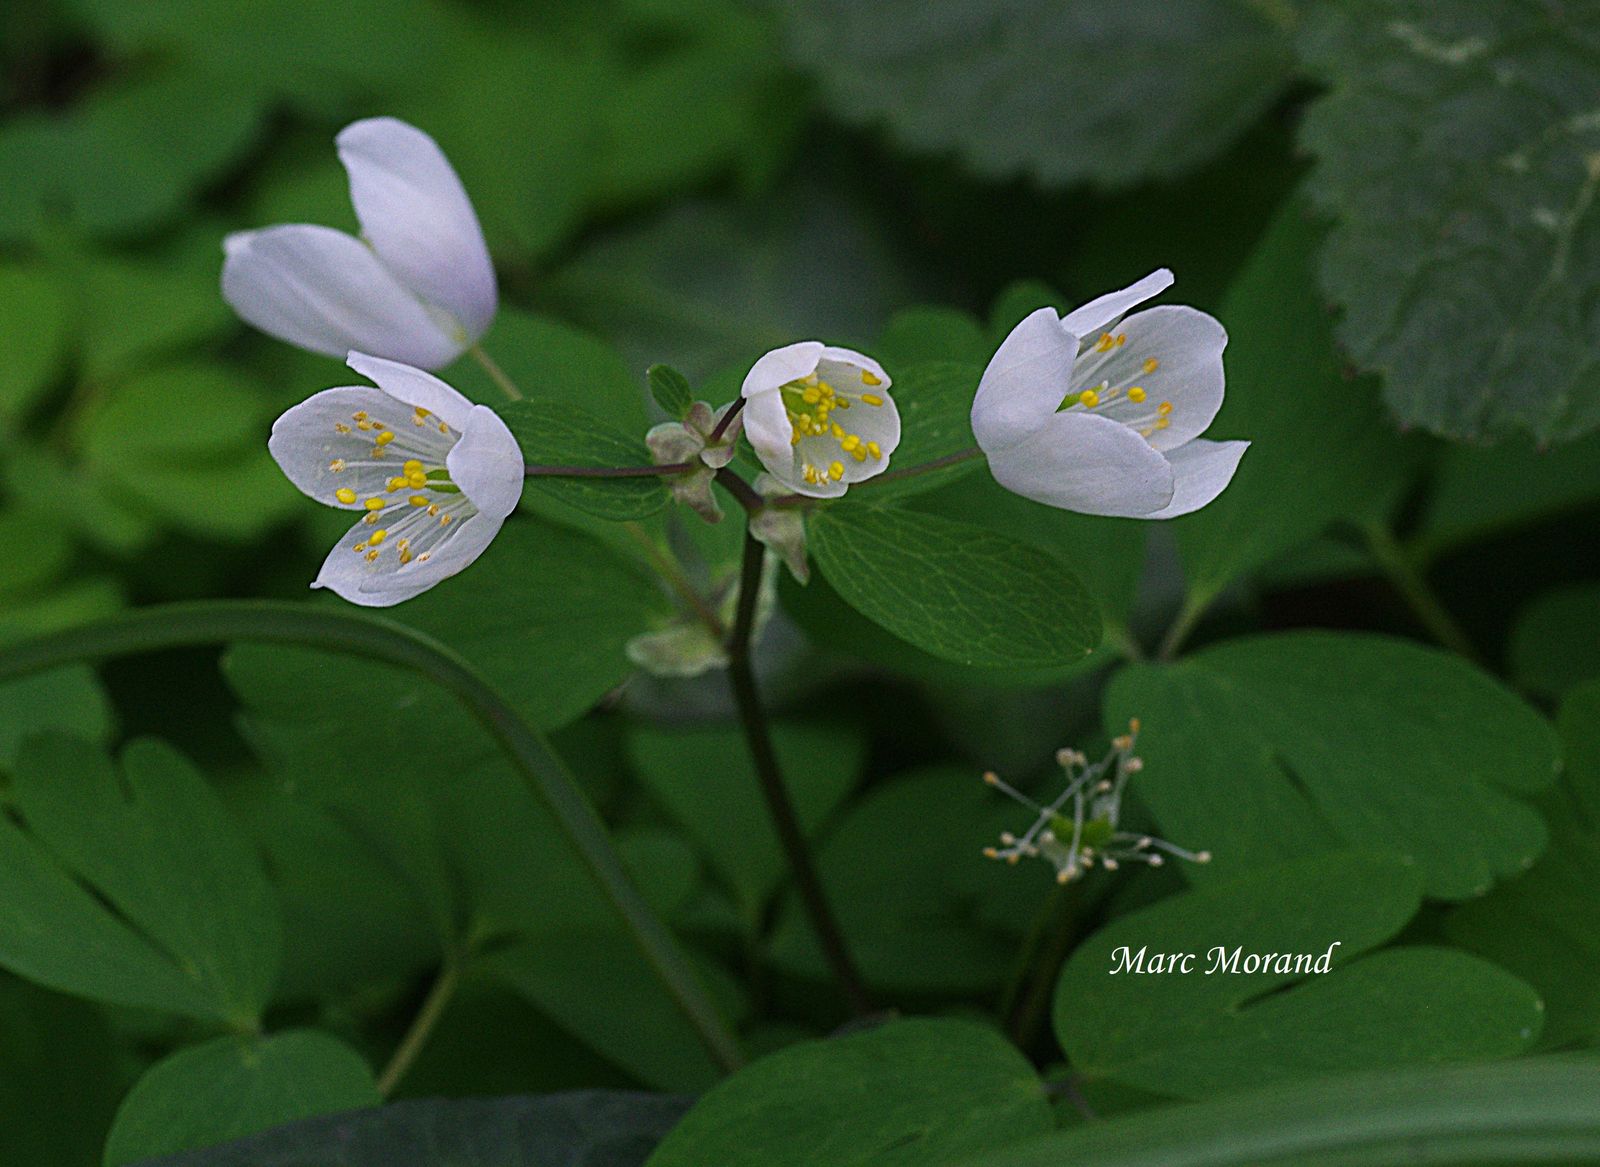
xmin=1058 ymin=342 xmax=1173 ymax=439
xmin=778 ymin=372 xmax=886 ymax=487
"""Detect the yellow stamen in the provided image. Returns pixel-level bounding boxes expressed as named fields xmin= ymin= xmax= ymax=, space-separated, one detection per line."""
xmin=335 ymin=488 xmax=357 ymax=505
xmin=1142 ymin=357 xmax=1160 ymax=374
xmin=364 ymin=497 xmax=386 ymax=511
xmin=818 ymin=382 xmax=835 ymax=398
xmin=861 ymin=370 xmax=882 ymax=386
xmin=861 ymin=394 xmax=883 ymax=407
xmin=1127 ymin=386 xmax=1147 ymax=403
xmin=386 ymin=476 xmax=407 ymax=492
xmin=841 ymin=434 xmax=860 ymax=452
xmin=410 ymin=495 xmax=430 ymax=506
xmin=866 ymin=441 xmax=881 ymax=458
xmin=1094 ymin=332 xmax=1116 ymax=353
xmin=402 ymin=460 xmax=424 ymax=476
xmin=365 ymin=549 xmax=380 ymax=562
xmin=1157 ymin=401 xmax=1173 ymax=417
xmin=375 ymin=430 xmax=395 ymax=446
xmin=356 ymin=420 xmax=374 ymax=431
xmin=802 ymin=387 xmax=821 ymax=404
xmin=1078 ymin=389 xmax=1100 ymax=408
xmin=369 ymin=529 xmax=388 ymax=545
xmin=831 ymin=423 xmax=845 ymax=438
xmin=408 ymin=470 xmax=427 ymax=488
xmin=829 ymin=461 xmax=844 ymax=480
xmin=334 ymin=423 xmax=351 ymax=434
xmin=329 ymin=459 xmax=345 ymax=472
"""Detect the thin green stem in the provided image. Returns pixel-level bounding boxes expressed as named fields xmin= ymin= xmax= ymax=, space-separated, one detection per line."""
xmin=1363 ymin=523 xmax=1483 ymax=664
xmin=622 ymin=520 xmax=727 ymax=641
xmin=524 ymin=462 xmax=691 ymax=478
xmin=725 ymin=526 xmax=871 ymax=1016
xmin=377 ymin=954 xmax=462 ymax=1097
xmin=855 ymin=446 xmax=984 ymax=488
xmin=1005 ymin=883 xmax=1086 ymax=1050
xmin=469 ymin=343 xmax=523 ymax=401
xmin=1156 ymin=593 xmax=1211 ymax=662
xmin=0 ymin=601 xmax=744 ymax=1074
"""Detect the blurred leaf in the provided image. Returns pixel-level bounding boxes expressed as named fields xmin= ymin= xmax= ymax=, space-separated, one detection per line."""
xmin=3 ymin=446 xmax=156 ymax=555
xmin=8 ymin=736 xmax=282 ymax=1025
xmin=0 ymin=664 xmax=114 ymax=768
xmin=810 ymin=505 xmax=1100 ymax=668
xmin=1447 ymin=681 xmax=1600 ymax=1049
xmin=0 ymin=575 xmax=127 ymax=645
xmin=74 ymin=252 xmax=233 ymax=382
xmin=103 ymin=1031 xmax=380 ymax=1166
xmin=648 ymin=365 xmax=695 ymax=420
xmin=875 ymin=306 xmax=990 ymax=368
xmin=1299 ymin=1 xmax=1600 ymax=443
xmin=627 ymin=720 xmax=865 ymax=919
xmin=1056 ymin=851 xmax=1540 ymax=1098
xmin=503 ymin=400 xmax=669 ymax=521
xmin=0 ymin=66 xmax=263 ymax=242
xmin=1105 ymin=632 xmax=1559 ymax=899
xmin=963 ymin=1055 xmax=1600 ymax=1167
xmin=1415 ymin=431 xmax=1600 ymax=560
xmin=0 ymin=976 xmax=123 ymax=1167
xmin=771 ymin=767 xmax=1031 ymax=993
xmin=0 ymin=264 xmax=70 ymax=423
xmin=1511 ymin=584 xmax=1600 ymax=700
xmin=780 ymin=0 xmax=1294 ymax=187
xmin=0 ymin=509 xmax=74 ymax=599
xmin=647 ymin=1018 xmax=1051 ymax=1167
xmin=547 ymin=189 xmax=917 ymax=382
xmin=133 ymin=1090 xmax=687 ymax=1167
xmin=1171 ymin=200 xmax=1418 ymax=603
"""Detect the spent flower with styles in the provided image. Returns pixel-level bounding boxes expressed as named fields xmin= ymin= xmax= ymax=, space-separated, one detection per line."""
xmin=983 ymin=720 xmax=1211 ymax=884
xmin=223 ymin=117 xmax=497 ymax=370
xmin=269 ymin=353 xmax=523 ymax=606
xmin=740 ymin=342 xmax=901 ymax=498
xmin=971 ymin=270 xmax=1248 ymax=518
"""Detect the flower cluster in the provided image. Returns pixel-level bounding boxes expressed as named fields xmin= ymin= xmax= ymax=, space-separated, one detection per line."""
xmin=234 ymin=119 xmax=1246 ymax=608
xmin=982 ymin=720 xmax=1211 ymax=884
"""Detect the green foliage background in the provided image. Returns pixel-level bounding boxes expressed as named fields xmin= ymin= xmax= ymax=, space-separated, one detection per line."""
xmin=2 ymin=0 xmax=1599 ymax=1163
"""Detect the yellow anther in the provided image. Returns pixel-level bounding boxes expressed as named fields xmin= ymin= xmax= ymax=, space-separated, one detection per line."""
xmin=365 ymin=549 xmax=380 ymax=562
xmin=369 ymin=529 xmax=388 ymax=545
xmin=375 ymin=430 xmax=395 ymax=446
xmin=803 ymin=373 xmax=819 ymax=386
xmin=861 ymin=393 xmax=884 ymax=407
xmin=829 ymin=461 xmax=844 ymax=481
xmin=399 ymin=549 xmax=414 ymax=564
xmin=335 ymin=488 xmax=357 ymax=505
xmin=417 ymin=552 xmax=431 ymax=563
xmin=364 ymin=512 xmax=379 ymax=525
xmin=818 ymin=382 xmax=835 ymax=398
xmin=802 ymin=387 xmax=822 ymax=404
xmin=1155 ymin=417 xmax=1170 ymax=430
xmin=410 ymin=495 xmax=430 ymax=506
xmin=438 ymin=422 xmax=450 ymax=434
xmin=1157 ymin=401 xmax=1173 ymax=417
xmin=790 ymin=431 xmax=802 ymax=445
xmin=352 ymin=411 xmax=368 ymax=421
xmin=428 ymin=504 xmax=440 ymax=516
xmin=841 ymin=434 xmax=860 ymax=451
xmin=1143 ymin=357 xmax=1160 ymax=373
xmin=353 ymin=542 xmax=367 ymax=553
xmin=1127 ymin=386 xmax=1147 ymax=403
xmin=1094 ymin=332 xmax=1116 ymax=353
xmin=334 ymin=423 xmax=351 ymax=434
xmin=408 ymin=470 xmax=427 ymax=488
xmin=386 ymin=476 xmax=407 ymax=492
xmin=329 ymin=459 xmax=346 ymax=473
xmin=356 ymin=420 xmax=374 ymax=431
xmin=862 ymin=370 xmax=882 ymax=386
xmin=1115 ymin=333 xmax=1127 ymax=347
xmin=413 ymin=407 xmax=431 ymax=425
xmin=402 ymin=459 xmax=424 ymax=476
xmin=831 ymin=423 xmax=845 ymax=439
xmin=439 ymin=513 xmax=453 ymax=526
xmin=364 ymin=497 xmax=386 ymax=511
xmin=803 ymin=465 xmax=819 ymax=484
xmin=1078 ymin=389 xmax=1100 ymax=408
xmin=866 ymin=441 xmax=881 ymax=458
xmin=835 ymin=397 xmax=850 ymax=409
xmin=851 ymin=447 xmax=867 ymax=461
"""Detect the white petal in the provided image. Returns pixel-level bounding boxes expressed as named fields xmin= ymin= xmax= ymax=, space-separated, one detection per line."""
xmin=819 ymin=344 xmax=887 ymax=386
xmin=313 ymin=498 xmax=502 ymax=606
xmin=269 ymin=386 xmax=451 ymax=506
xmin=1060 ymin=269 xmax=1174 ymax=339
xmin=985 ymin=411 xmax=1176 ymax=518
xmin=972 ymin=307 xmax=1077 ymax=453
xmin=346 ymin=352 xmax=475 ymax=433
xmin=1144 ymin=440 xmax=1250 ymax=519
xmin=1067 ymin=305 xmax=1228 ymax=451
xmin=447 ymin=404 xmax=524 ymax=522
xmin=740 ymin=342 xmax=824 ymax=400
xmin=362 ymin=510 xmax=507 ymax=603
xmin=337 ymin=117 xmax=497 ymax=343
xmin=742 ymin=381 xmax=801 ymax=486
xmin=221 ymin=225 xmax=463 ymax=369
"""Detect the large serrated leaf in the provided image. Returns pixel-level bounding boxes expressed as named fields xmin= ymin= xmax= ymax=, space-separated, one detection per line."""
xmin=1299 ymin=1 xmax=1600 ymax=443
xmin=780 ymin=0 xmax=1295 ymax=188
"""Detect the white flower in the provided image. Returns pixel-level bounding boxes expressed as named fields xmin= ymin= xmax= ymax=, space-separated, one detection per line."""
xmin=971 ymin=270 xmax=1248 ymax=519
xmin=740 ymin=342 xmax=900 ymax=498
xmin=269 ymin=353 xmax=523 ymax=606
xmin=223 ymin=117 xmax=496 ymax=370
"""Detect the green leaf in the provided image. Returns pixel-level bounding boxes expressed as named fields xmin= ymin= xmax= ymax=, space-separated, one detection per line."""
xmin=502 ymin=400 xmax=669 ymax=521
xmin=770 ymin=767 xmax=1036 ymax=993
xmin=875 ymin=306 xmax=990 ymax=368
xmin=0 ymin=264 xmax=70 ymax=423
xmin=74 ymin=252 xmax=234 ymax=382
xmin=1447 ymin=681 xmax=1600 ymax=1049
xmin=1511 ymin=584 xmax=1600 ymax=700
xmin=1299 ymin=1 xmax=1600 ymax=443
xmin=627 ymin=720 xmax=865 ymax=920
xmin=1171 ymin=200 xmax=1418 ymax=601
xmin=0 ymin=977 xmax=124 ymax=1167
xmin=1104 ymin=632 xmax=1559 ymax=899
xmin=780 ymin=0 xmax=1294 ymax=188
xmin=861 ymin=361 xmax=985 ymax=501
xmin=648 ymin=364 xmax=695 ymax=420
xmin=809 ymin=505 xmax=1100 ymax=667
xmin=646 ymin=1019 xmax=1052 ymax=1167
xmin=0 ymin=664 xmax=114 ymax=768
xmin=957 ymin=1055 xmax=1600 ymax=1167
xmin=0 ymin=65 xmax=264 ymax=242
xmin=8 ymin=736 xmax=282 ymax=1025
xmin=102 ymin=1031 xmax=380 ymax=1166
xmin=127 ymin=1090 xmax=688 ymax=1167
xmin=1055 ymin=851 xmax=1541 ymax=1098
